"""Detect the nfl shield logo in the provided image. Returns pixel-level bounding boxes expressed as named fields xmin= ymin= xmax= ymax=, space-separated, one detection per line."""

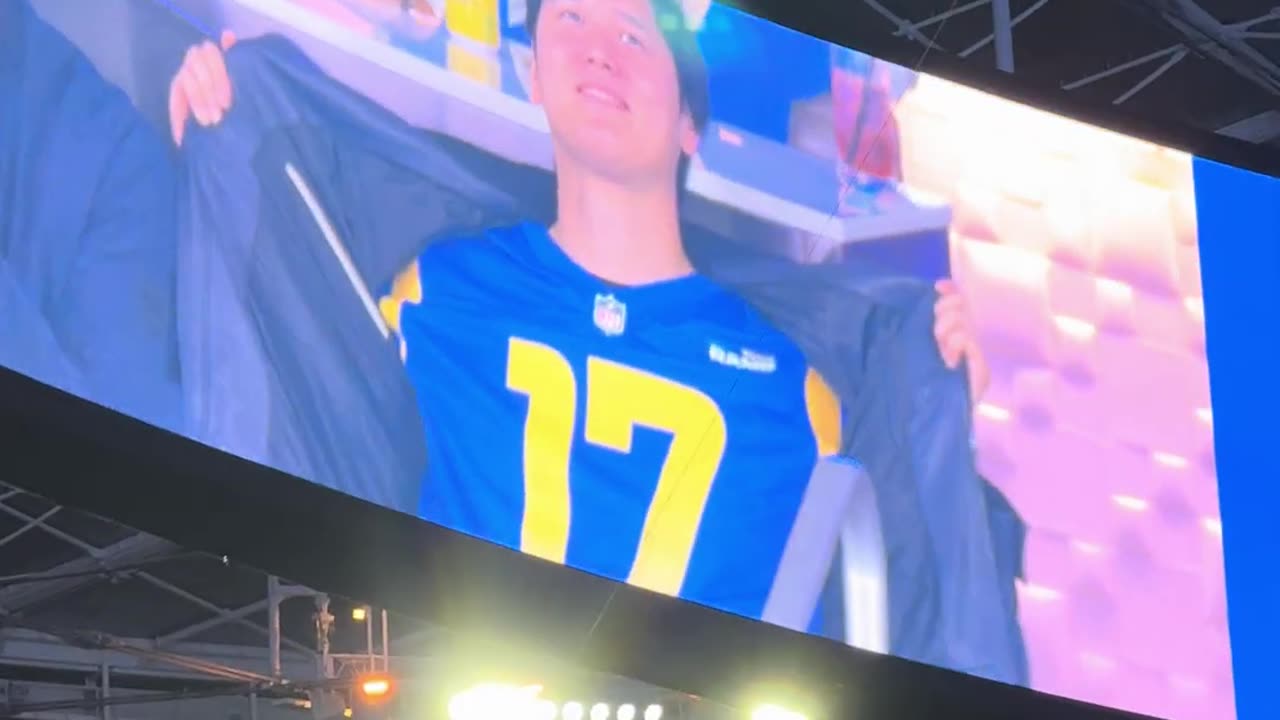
xmin=593 ymin=293 xmax=627 ymax=337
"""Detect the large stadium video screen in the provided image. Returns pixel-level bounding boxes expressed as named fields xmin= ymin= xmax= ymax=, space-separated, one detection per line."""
xmin=2 ymin=0 xmax=1238 ymax=717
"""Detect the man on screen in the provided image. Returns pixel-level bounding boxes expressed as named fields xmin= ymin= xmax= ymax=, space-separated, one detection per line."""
xmin=169 ymin=0 xmax=1014 ymax=680
xmin=0 ymin=0 xmax=180 ymax=431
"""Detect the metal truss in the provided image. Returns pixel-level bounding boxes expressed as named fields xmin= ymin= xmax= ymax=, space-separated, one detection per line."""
xmin=0 ymin=480 xmax=451 ymax=720
xmin=862 ymin=0 xmax=1052 ymax=72
xmin=1062 ymin=3 xmax=1280 ymax=107
xmin=0 ymin=483 xmax=327 ymax=701
xmin=863 ymin=0 xmax=1280 ymax=139
xmin=0 ymin=488 xmax=315 ymax=660
xmin=0 ymin=483 xmax=372 ymax=720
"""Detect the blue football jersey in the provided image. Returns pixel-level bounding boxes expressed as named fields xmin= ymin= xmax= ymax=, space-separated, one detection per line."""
xmin=383 ymin=223 xmax=839 ymax=619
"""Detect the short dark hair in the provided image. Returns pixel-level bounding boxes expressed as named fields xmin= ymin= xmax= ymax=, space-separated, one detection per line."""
xmin=526 ymin=0 xmax=710 ymax=190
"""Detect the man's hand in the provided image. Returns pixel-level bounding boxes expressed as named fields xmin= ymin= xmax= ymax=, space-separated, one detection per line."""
xmin=168 ymin=31 xmax=237 ymax=147
xmin=934 ymin=278 xmax=990 ymax=403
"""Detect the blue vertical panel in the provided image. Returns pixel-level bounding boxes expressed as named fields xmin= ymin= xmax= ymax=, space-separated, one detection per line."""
xmin=1195 ymin=157 xmax=1280 ymax=720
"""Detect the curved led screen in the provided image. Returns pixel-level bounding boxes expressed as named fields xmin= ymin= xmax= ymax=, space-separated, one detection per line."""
xmin=0 ymin=0 xmax=1240 ymax=717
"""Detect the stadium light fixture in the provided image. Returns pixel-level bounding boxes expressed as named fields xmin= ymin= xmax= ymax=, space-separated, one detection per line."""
xmin=563 ymin=701 xmax=585 ymax=720
xmin=750 ymin=704 xmax=807 ymax=720
xmin=617 ymin=704 xmax=637 ymax=720
xmin=590 ymin=702 xmax=610 ymax=720
xmin=448 ymin=683 xmax=550 ymax=720
xmin=643 ymin=704 xmax=663 ymax=720
xmin=535 ymin=699 xmax=559 ymax=720
xmin=352 ymin=606 xmax=368 ymax=622
xmin=358 ymin=675 xmax=393 ymax=701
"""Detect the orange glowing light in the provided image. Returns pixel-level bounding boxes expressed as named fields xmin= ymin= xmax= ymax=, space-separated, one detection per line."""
xmin=359 ymin=675 xmax=393 ymax=701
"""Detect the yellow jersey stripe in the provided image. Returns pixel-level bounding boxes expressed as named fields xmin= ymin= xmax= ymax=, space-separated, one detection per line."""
xmin=378 ymin=259 xmax=424 ymax=336
xmin=805 ymin=368 xmax=841 ymax=458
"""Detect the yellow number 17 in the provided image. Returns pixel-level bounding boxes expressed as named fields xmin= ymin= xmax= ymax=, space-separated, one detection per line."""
xmin=505 ymin=337 xmax=728 ymax=596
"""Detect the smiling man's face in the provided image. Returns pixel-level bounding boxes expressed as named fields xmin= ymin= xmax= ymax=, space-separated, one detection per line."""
xmin=529 ymin=0 xmax=700 ymax=190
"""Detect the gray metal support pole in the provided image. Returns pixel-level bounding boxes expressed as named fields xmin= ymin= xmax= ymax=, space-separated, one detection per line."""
xmin=250 ymin=692 xmax=260 ymax=720
xmin=315 ymin=594 xmax=335 ymax=679
xmin=991 ymin=0 xmax=1015 ymax=72
xmin=365 ymin=607 xmax=374 ymax=669
xmin=380 ymin=610 xmax=390 ymax=672
xmin=268 ymin=576 xmax=282 ymax=678
xmin=100 ymin=664 xmax=112 ymax=720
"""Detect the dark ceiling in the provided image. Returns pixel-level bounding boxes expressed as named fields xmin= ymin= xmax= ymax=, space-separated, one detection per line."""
xmin=739 ymin=0 xmax=1280 ymax=170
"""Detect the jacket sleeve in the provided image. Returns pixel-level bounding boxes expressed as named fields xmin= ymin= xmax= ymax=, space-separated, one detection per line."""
xmin=4 ymin=8 xmax=181 ymax=434
xmin=58 ymin=117 xmax=181 ymax=433
xmin=847 ymin=283 xmax=1027 ymax=685
xmin=0 ymin=259 xmax=90 ymax=401
xmin=176 ymin=36 xmax=525 ymax=512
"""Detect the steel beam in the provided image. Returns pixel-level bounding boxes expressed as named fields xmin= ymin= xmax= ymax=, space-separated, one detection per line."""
xmin=990 ymin=0 xmax=1014 ymax=71
xmin=960 ymin=0 xmax=1051 ymax=61
xmin=0 ymin=629 xmax=317 ymax=682
xmin=0 ymin=497 xmax=311 ymax=657
xmin=861 ymin=0 xmax=947 ymax=50
xmin=0 ymin=499 xmax=177 ymax=568
xmin=268 ymin=577 xmax=283 ymax=678
xmin=1063 ymin=44 xmax=1184 ymax=90
xmin=1156 ymin=0 xmax=1280 ymax=95
xmin=0 ymin=506 xmax=59 ymax=551
xmin=136 ymin=574 xmax=313 ymax=657
xmin=1114 ymin=47 xmax=1188 ymax=104
xmin=893 ymin=0 xmax=989 ymax=37
xmin=1217 ymin=110 xmax=1280 ymax=143
xmin=154 ymin=599 xmax=270 ymax=647
xmin=100 ymin=664 xmax=111 ymax=720
xmin=0 ymin=534 xmax=171 ymax=613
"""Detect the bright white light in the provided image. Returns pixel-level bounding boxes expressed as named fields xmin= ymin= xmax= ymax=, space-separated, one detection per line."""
xmin=963 ymin=241 xmax=1050 ymax=284
xmin=617 ymin=704 xmax=636 ymax=720
xmin=1152 ymin=450 xmax=1189 ymax=470
xmin=1202 ymin=517 xmax=1223 ymax=537
xmin=643 ymin=705 xmax=663 ymax=720
xmin=590 ymin=703 xmax=610 ymax=720
xmin=447 ymin=692 xmax=473 ymax=720
xmin=449 ymin=684 xmax=545 ymax=720
xmin=534 ymin=700 xmax=559 ymax=720
xmin=1112 ymin=494 xmax=1149 ymax=512
xmin=564 ymin=702 xmax=585 ymax=720
xmin=1053 ymin=314 xmax=1097 ymax=341
xmin=1021 ymin=583 xmax=1062 ymax=602
xmin=976 ymin=402 xmax=1011 ymax=422
xmin=751 ymin=704 xmax=807 ymax=720
xmin=1196 ymin=407 xmax=1213 ymax=425
xmin=1094 ymin=277 xmax=1133 ymax=303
